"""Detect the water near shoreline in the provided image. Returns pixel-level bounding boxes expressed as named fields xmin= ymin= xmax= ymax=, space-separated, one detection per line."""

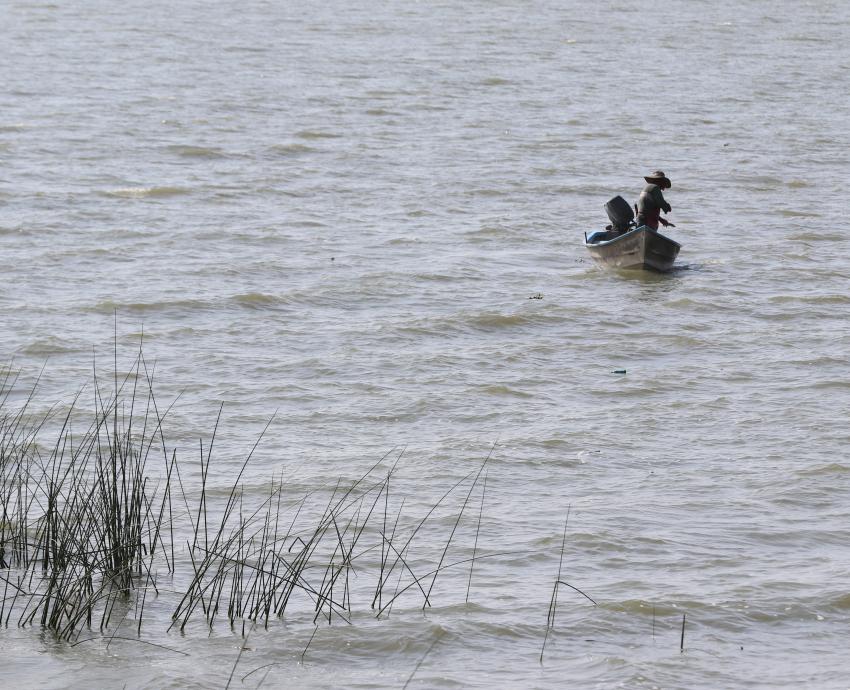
xmin=3 ymin=0 xmax=850 ymax=687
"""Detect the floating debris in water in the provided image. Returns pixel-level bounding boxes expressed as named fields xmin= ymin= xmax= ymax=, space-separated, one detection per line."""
xmin=612 ymin=369 xmax=626 ymax=374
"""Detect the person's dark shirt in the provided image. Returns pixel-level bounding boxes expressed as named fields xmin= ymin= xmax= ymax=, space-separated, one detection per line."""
xmin=637 ymin=183 xmax=671 ymax=228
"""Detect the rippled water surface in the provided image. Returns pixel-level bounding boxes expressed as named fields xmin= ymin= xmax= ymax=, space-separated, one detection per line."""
xmin=3 ymin=0 xmax=850 ymax=687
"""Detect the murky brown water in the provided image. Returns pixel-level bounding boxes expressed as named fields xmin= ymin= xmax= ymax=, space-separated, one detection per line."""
xmin=2 ymin=0 xmax=850 ymax=687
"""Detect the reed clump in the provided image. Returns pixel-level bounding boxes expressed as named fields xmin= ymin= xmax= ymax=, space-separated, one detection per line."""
xmin=0 ymin=350 xmax=495 ymax=644
xmin=0 ymin=351 xmax=176 ymax=640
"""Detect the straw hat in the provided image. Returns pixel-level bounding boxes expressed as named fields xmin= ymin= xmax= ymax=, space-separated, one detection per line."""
xmin=644 ymin=170 xmax=672 ymax=189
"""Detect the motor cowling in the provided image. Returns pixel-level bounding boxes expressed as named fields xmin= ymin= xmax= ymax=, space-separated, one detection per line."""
xmin=604 ymin=195 xmax=635 ymax=233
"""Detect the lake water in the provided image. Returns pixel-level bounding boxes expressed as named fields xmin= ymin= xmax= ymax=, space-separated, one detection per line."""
xmin=3 ymin=0 xmax=850 ymax=687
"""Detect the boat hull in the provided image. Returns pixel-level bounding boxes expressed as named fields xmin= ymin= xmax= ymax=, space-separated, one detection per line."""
xmin=584 ymin=226 xmax=681 ymax=272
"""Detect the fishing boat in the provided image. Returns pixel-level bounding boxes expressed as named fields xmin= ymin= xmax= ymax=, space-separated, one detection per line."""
xmin=584 ymin=195 xmax=681 ymax=272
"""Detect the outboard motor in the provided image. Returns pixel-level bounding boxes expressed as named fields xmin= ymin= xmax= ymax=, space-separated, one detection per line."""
xmin=604 ymin=195 xmax=635 ymax=235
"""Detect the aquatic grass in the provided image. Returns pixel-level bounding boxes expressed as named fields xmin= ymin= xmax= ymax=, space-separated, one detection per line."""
xmin=371 ymin=469 xmax=477 ymax=616
xmin=0 ymin=347 xmax=182 ymax=640
xmin=166 ymin=455 xmax=510 ymax=632
xmin=541 ymin=507 xmax=570 ymax=663
xmin=425 ymin=444 xmax=495 ymax=608
xmin=0 ymin=366 xmax=55 ymax=572
xmin=0 ymin=347 xmax=530 ymax=658
xmin=540 ymin=505 xmax=599 ymax=662
xmin=466 ymin=469 xmax=487 ymax=603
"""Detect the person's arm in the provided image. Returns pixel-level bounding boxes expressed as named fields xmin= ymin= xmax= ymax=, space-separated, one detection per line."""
xmin=654 ymin=187 xmax=672 ymax=214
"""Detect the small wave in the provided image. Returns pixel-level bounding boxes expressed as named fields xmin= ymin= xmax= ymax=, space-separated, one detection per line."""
xmin=406 ymin=103 xmax=451 ymax=112
xmin=102 ymin=186 xmax=190 ymax=198
xmin=399 ymin=309 xmax=554 ymax=336
xmin=534 ymin=437 xmax=570 ymax=449
xmin=787 ymin=34 xmax=824 ymax=43
xmin=830 ymin=593 xmax=850 ymax=610
xmin=412 ymin=272 xmax=463 ymax=282
xmin=786 ymin=179 xmax=812 ymax=188
xmin=664 ymin=297 xmax=698 ymax=308
xmin=480 ymin=77 xmax=513 ymax=86
xmin=787 ymin=231 xmax=843 ymax=241
xmin=605 ymin=599 xmax=681 ymax=616
xmin=464 ymin=225 xmax=511 ymax=240
xmin=468 ymin=312 xmax=532 ymax=330
xmin=20 ymin=338 xmax=80 ymax=356
xmin=364 ymin=89 xmax=413 ymax=99
xmin=223 ymin=45 xmax=268 ymax=54
xmin=805 ymin=380 xmax=850 ymax=391
xmin=464 ymin=188 xmax=509 ymax=198
xmin=778 ymin=208 xmax=818 ymax=217
xmin=89 ymin=298 xmax=210 ymax=314
xmin=733 ymin=174 xmax=782 ymax=190
xmin=230 ymin=292 xmax=285 ymax=308
xmin=769 ymin=294 xmax=850 ymax=305
xmin=0 ymin=123 xmax=29 ymax=132
xmin=295 ymin=130 xmax=343 ymax=140
xmin=479 ymin=384 xmax=533 ymax=399
xmin=165 ymin=144 xmax=228 ymax=158
xmin=267 ymin=142 xmax=319 ymax=156
xmin=796 ymin=463 xmax=850 ymax=477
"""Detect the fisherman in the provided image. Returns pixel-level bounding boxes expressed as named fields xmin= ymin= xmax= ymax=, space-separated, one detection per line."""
xmin=636 ymin=170 xmax=673 ymax=230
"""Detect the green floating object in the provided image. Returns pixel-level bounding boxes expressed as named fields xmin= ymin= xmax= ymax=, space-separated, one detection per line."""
xmin=613 ymin=369 xmax=627 ymax=374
